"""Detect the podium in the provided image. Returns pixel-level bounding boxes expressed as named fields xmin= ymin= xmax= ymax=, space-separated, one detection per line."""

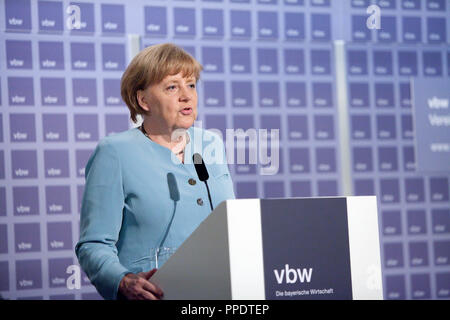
xmin=151 ymin=197 xmax=383 ymax=300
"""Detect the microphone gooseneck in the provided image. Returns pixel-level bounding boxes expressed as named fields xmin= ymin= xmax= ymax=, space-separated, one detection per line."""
xmin=193 ymin=153 xmax=214 ymax=212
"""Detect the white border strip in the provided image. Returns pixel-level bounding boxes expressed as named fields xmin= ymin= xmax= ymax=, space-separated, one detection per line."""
xmin=227 ymin=199 xmax=265 ymax=300
xmin=346 ymin=196 xmax=383 ymax=299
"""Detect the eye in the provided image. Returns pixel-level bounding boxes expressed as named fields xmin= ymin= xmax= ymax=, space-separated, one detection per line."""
xmin=167 ymin=85 xmax=177 ymax=91
xmin=189 ymin=83 xmax=196 ymax=89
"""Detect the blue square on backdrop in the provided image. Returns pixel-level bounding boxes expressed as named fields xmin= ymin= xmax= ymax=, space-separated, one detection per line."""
xmin=6 ymin=40 xmax=32 ymax=69
xmin=385 ymin=275 xmax=405 ymax=299
xmin=202 ymin=47 xmax=224 ymax=73
xmin=402 ymin=17 xmax=422 ymax=43
xmin=286 ymin=82 xmax=307 ymax=107
xmin=258 ymin=82 xmax=280 ymax=107
xmin=403 ymin=146 xmax=416 ymax=171
xmin=423 ymin=51 xmax=443 ymax=76
xmin=70 ymin=2 xmax=95 ymax=34
xmin=288 ymin=115 xmax=308 ymax=140
xmin=373 ymin=51 xmax=393 ymax=75
xmin=5 ymin=0 xmax=32 ymax=32
xmin=380 ymin=178 xmax=400 ymax=203
xmin=311 ymin=13 xmax=331 ymax=41
xmin=310 ymin=0 xmax=330 ymax=6
xmin=230 ymin=10 xmax=251 ymax=38
xmin=315 ymin=147 xmax=336 ymax=173
xmin=38 ymin=1 xmax=63 ymax=33
xmin=174 ymin=7 xmax=196 ymax=37
xmin=231 ymin=81 xmax=253 ymax=107
xmin=71 ymin=42 xmax=95 ymax=71
xmin=202 ymin=9 xmax=223 ymax=38
xmin=101 ymin=4 xmax=125 ymax=34
xmin=354 ymin=179 xmax=375 ymax=196
xmin=427 ymin=17 xmax=446 ymax=44
xmin=384 ymin=242 xmax=404 ymax=269
xmin=40 ymin=78 xmax=66 ymax=106
xmin=398 ymin=51 xmax=418 ymax=76
xmin=409 ymin=242 xmax=429 ymax=267
xmin=290 ymin=181 xmax=311 ymax=198
xmin=353 ymin=147 xmax=373 ymax=172
xmin=311 ymin=49 xmax=331 ymax=75
xmin=72 ymin=79 xmax=97 ymax=106
xmin=284 ymin=12 xmax=305 ymax=40
xmin=351 ymin=0 xmax=370 ymax=7
xmin=427 ymin=0 xmax=446 ymax=11
xmin=382 ymin=210 xmax=402 ymax=236
xmin=376 ymin=114 xmax=396 ymax=140
xmin=378 ymin=146 xmax=398 ymax=171
xmin=258 ymin=11 xmax=278 ymax=39
xmin=405 ymin=178 xmax=425 ymax=203
xmin=314 ymin=115 xmax=334 ymax=140
xmin=230 ymin=47 xmax=251 ymax=73
xmin=203 ymin=81 xmax=225 ymax=107
xmin=399 ymin=82 xmax=412 ymax=108
xmin=401 ymin=114 xmax=413 ymax=140
xmin=349 ymin=82 xmax=370 ymax=108
xmin=102 ymin=43 xmax=126 ymax=71
xmin=375 ymin=82 xmax=394 ymax=108
xmin=144 ymin=6 xmax=167 ymax=36
xmin=402 ymin=0 xmax=421 ymax=10
xmin=351 ymin=115 xmax=371 ymax=140
xmin=39 ymin=41 xmax=64 ymax=70
xmin=411 ymin=274 xmax=431 ymax=300
xmin=378 ymin=16 xmax=397 ymax=42
xmin=407 ymin=209 xmax=427 ymax=234
xmin=377 ymin=0 xmax=396 ymax=9
xmin=352 ymin=15 xmax=371 ymax=42
xmin=284 ymin=49 xmax=305 ymax=74
xmin=8 ymin=77 xmax=34 ymax=106
xmin=103 ymin=79 xmax=123 ymax=106
xmin=257 ymin=48 xmax=278 ymax=74
xmin=347 ymin=50 xmax=367 ymax=75
xmin=313 ymin=82 xmax=333 ymax=108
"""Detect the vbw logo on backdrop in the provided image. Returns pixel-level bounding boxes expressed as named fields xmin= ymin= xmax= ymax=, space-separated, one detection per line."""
xmin=260 ymin=198 xmax=353 ymax=299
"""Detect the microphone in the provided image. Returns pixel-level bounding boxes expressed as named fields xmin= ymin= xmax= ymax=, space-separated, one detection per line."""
xmin=167 ymin=172 xmax=180 ymax=202
xmin=193 ymin=153 xmax=213 ymax=211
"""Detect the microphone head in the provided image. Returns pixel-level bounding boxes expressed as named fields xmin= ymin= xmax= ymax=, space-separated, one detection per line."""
xmin=193 ymin=153 xmax=209 ymax=181
xmin=166 ymin=172 xmax=180 ymax=201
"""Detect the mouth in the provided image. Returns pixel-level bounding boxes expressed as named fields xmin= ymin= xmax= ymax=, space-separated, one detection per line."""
xmin=180 ymin=107 xmax=193 ymax=115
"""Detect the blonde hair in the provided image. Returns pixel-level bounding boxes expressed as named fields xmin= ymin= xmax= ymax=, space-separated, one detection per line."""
xmin=121 ymin=43 xmax=203 ymax=123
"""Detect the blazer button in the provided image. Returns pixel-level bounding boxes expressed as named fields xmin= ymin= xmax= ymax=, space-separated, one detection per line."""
xmin=197 ymin=198 xmax=204 ymax=206
xmin=188 ymin=178 xmax=196 ymax=185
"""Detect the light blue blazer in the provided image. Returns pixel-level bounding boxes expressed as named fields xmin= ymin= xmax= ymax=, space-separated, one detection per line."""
xmin=75 ymin=126 xmax=235 ymax=300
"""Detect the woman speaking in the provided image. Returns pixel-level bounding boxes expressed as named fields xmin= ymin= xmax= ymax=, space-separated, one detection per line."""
xmin=75 ymin=43 xmax=235 ymax=300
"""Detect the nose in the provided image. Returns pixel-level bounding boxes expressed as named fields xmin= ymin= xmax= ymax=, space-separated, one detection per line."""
xmin=179 ymin=84 xmax=193 ymax=102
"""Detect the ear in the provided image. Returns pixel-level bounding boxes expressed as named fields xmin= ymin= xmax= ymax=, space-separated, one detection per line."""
xmin=136 ymin=89 xmax=151 ymax=112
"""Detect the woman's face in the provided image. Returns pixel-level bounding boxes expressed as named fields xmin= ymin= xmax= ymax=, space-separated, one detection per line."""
xmin=139 ymin=71 xmax=198 ymax=132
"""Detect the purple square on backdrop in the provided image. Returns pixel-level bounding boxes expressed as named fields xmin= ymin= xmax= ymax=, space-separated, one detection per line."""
xmin=205 ymin=115 xmax=226 ymax=138
xmin=434 ymin=241 xmax=450 ymax=265
xmin=77 ymin=185 xmax=84 ymax=214
xmin=402 ymin=17 xmax=422 ymax=43
xmin=259 ymin=82 xmax=279 ymax=107
xmin=401 ymin=115 xmax=413 ymax=140
xmin=203 ymin=81 xmax=225 ymax=107
xmin=314 ymin=115 xmax=334 ymax=140
xmin=407 ymin=209 xmax=427 ymax=235
xmin=403 ymin=146 xmax=416 ymax=171
xmin=11 ymin=150 xmax=38 ymax=179
xmin=14 ymin=223 xmax=41 ymax=253
xmin=0 ymin=188 xmax=6 ymax=216
xmin=399 ymin=82 xmax=412 ymax=108
xmin=286 ymin=82 xmax=307 ymax=107
xmin=233 ymin=146 xmax=257 ymax=175
xmin=74 ymin=114 xmax=99 ymax=142
xmin=46 ymin=185 xmax=71 ymax=215
xmin=174 ymin=7 xmax=196 ymax=37
xmin=260 ymin=115 xmax=282 ymax=140
xmin=101 ymin=4 xmax=125 ymax=34
xmin=284 ymin=49 xmax=305 ymax=74
xmin=103 ymin=79 xmax=123 ymax=106
xmin=353 ymin=147 xmax=373 ymax=172
xmin=42 ymin=114 xmax=68 ymax=142
xmin=16 ymin=260 xmax=42 ymax=290
xmin=38 ymin=1 xmax=64 ymax=32
xmin=354 ymin=179 xmax=375 ymax=196
xmin=6 ymin=40 xmax=32 ymax=69
xmin=0 ymin=261 xmax=8 ymax=291
xmin=311 ymin=0 xmax=330 ymax=6
xmin=76 ymin=149 xmax=94 ymax=177
xmin=39 ymin=41 xmax=64 ymax=70
xmin=373 ymin=51 xmax=393 ymax=75
xmin=71 ymin=42 xmax=95 ymax=71
xmin=257 ymin=48 xmax=278 ymax=74
xmin=102 ymin=43 xmax=125 ymax=71
xmin=402 ymin=0 xmax=421 ymax=9
xmin=258 ymin=11 xmax=278 ymax=39
xmin=432 ymin=208 xmax=450 ymax=234
xmin=382 ymin=210 xmax=402 ymax=236
xmin=202 ymin=47 xmax=224 ymax=73
xmin=233 ymin=115 xmax=254 ymax=131
xmin=289 ymin=148 xmax=310 ymax=173
xmin=427 ymin=0 xmax=446 ymax=10
xmin=230 ymin=47 xmax=251 ymax=73
xmin=288 ymin=115 xmax=308 ymax=140
xmin=436 ymin=273 xmax=450 ymax=298
xmin=105 ymin=114 xmax=129 ymax=136
xmin=411 ymin=274 xmax=430 ymax=299
xmin=427 ymin=17 xmax=446 ymax=44
xmin=0 ymin=114 xmax=3 ymax=142
xmin=405 ymin=178 xmax=425 ymax=203
xmin=5 ymin=0 xmax=32 ymax=32
xmin=385 ymin=275 xmax=405 ymax=300
xmin=352 ymin=15 xmax=371 ymax=42
xmin=236 ymin=182 xmax=258 ymax=199
xmin=284 ymin=12 xmax=305 ymax=40
xmin=377 ymin=16 xmax=397 ymax=42
xmin=351 ymin=0 xmax=370 ymax=8
xmin=0 ymin=151 xmax=4 ymax=180
xmin=44 ymin=150 xmax=70 ymax=178
xmin=377 ymin=0 xmax=396 ymax=10
xmin=0 ymin=224 xmax=8 ymax=254
xmin=430 ymin=177 xmax=449 ymax=202
xmin=70 ymin=2 xmax=95 ymax=34
xmin=311 ymin=49 xmax=331 ymax=75
xmin=375 ymin=82 xmax=394 ymax=108
xmin=47 ymin=222 xmax=73 ymax=251
xmin=144 ymin=6 xmax=167 ymax=36
xmin=72 ymin=78 xmax=97 ymax=106
xmin=258 ymin=0 xmax=276 ymax=4
xmin=347 ymin=50 xmax=367 ymax=75
xmin=349 ymin=82 xmax=370 ymax=108
xmin=291 ymin=180 xmax=312 ymax=197
xmin=41 ymin=78 xmax=66 ymax=106
xmin=376 ymin=114 xmax=396 ymax=140
xmin=13 ymin=186 xmax=39 ymax=216
xmin=378 ymin=146 xmax=398 ymax=171
xmin=380 ymin=178 xmax=400 ymax=203
xmin=315 ymin=147 xmax=336 ymax=173
xmin=398 ymin=51 xmax=418 ymax=76
xmin=351 ymin=115 xmax=371 ymax=139
xmin=8 ymin=77 xmax=34 ymax=106
xmin=263 ymin=181 xmax=285 ymax=198
xmin=231 ymin=81 xmax=253 ymax=107
xmin=317 ymin=180 xmax=338 ymax=196
xmin=202 ymin=9 xmax=223 ymax=37
xmin=384 ymin=242 xmax=404 ymax=268
xmin=313 ymin=82 xmax=333 ymax=108
xmin=311 ymin=13 xmax=331 ymax=41
xmin=230 ymin=10 xmax=251 ymax=38
xmin=423 ymin=51 xmax=442 ymax=76
xmin=9 ymin=114 xmax=36 ymax=142
xmin=48 ymin=258 xmax=74 ymax=288
xmin=409 ymin=242 xmax=429 ymax=267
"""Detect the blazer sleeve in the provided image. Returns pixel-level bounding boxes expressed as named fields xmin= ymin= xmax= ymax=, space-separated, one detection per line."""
xmin=75 ymin=139 xmax=131 ymax=300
